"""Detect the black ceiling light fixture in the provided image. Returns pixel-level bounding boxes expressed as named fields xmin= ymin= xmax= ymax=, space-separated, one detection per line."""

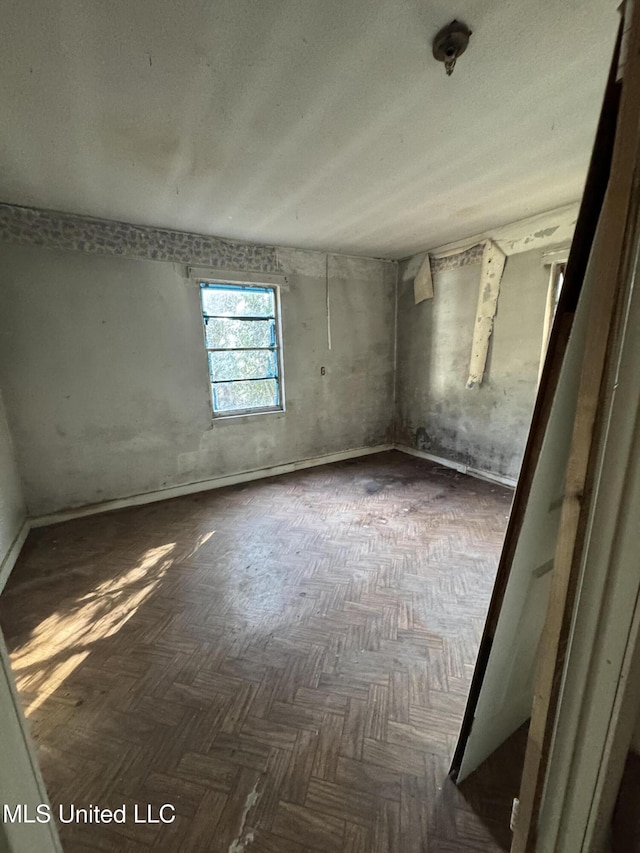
xmin=432 ymin=19 xmax=472 ymax=76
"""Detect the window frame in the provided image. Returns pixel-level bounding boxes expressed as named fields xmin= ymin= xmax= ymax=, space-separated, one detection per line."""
xmin=536 ymin=248 xmax=570 ymax=388
xmin=198 ymin=278 xmax=285 ymax=419
xmin=538 ymin=260 xmax=567 ymax=386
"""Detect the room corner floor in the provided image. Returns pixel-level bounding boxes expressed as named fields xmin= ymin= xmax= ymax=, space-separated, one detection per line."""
xmin=0 ymin=450 xmax=521 ymax=852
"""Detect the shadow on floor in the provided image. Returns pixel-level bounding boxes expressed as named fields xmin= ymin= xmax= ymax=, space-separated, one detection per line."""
xmin=455 ymin=723 xmax=529 ymax=851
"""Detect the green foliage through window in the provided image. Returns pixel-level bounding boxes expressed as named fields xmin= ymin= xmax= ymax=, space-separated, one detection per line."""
xmin=200 ymin=283 xmax=282 ymax=414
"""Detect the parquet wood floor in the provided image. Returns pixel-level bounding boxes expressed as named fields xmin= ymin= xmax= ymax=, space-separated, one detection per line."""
xmin=0 ymin=451 xmax=519 ymax=852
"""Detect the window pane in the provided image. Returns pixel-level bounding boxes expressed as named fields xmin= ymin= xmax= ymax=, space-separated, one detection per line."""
xmin=208 ymin=349 xmax=277 ymax=383
xmin=204 ymin=317 xmax=275 ymax=349
xmin=201 ymin=286 xmax=274 ymax=317
xmin=200 ymin=283 xmax=282 ymax=415
xmin=212 ymin=379 xmax=279 ymax=412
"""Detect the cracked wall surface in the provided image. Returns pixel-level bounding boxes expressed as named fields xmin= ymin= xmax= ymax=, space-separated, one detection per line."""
xmin=0 ymin=204 xmax=557 ymax=515
xmin=395 ymin=248 xmax=550 ymax=481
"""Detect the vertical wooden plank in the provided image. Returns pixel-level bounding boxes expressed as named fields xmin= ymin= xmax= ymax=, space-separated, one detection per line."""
xmin=373 ymin=798 xmax=401 ymax=853
xmin=311 ymin=712 xmax=344 ymax=782
xmin=340 ymin=697 xmax=367 ymax=760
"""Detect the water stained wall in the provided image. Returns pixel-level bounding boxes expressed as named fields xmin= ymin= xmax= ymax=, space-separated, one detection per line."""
xmin=0 ymin=241 xmax=395 ymax=517
xmin=0 ymin=203 xmax=566 ymax=515
xmin=395 ymin=248 xmax=551 ymax=482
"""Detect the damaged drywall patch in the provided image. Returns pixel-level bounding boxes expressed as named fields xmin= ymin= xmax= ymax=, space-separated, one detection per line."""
xmin=414 ymin=253 xmax=434 ymax=303
xmin=0 ymin=203 xmax=282 ymax=272
xmin=422 ymin=204 xmax=578 ymax=260
xmin=533 ymin=226 xmax=559 ymax=238
xmin=396 ymin=243 xmax=558 ymax=482
xmin=412 ymin=245 xmax=486 ymax=303
xmin=467 ymin=240 xmax=507 ymax=388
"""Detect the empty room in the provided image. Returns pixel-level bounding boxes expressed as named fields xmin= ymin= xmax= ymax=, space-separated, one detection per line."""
xmin=3 ymin=2 xmax=640 ymax=852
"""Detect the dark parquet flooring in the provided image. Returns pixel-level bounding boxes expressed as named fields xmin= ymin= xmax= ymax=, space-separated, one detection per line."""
xmin=0 ymin=451 xmax=521 ymax=852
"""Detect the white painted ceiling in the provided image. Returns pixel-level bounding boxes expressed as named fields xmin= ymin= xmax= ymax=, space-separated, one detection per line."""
xmin=0 ymin=0 xmax=618 ymax=258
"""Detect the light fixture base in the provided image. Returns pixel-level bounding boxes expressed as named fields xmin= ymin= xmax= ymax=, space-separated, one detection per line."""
xmin=432 ymin=19 xmax=472 ymax=76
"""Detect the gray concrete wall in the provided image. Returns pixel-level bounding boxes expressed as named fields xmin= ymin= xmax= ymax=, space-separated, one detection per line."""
xmin=395 ymin=248 xmax=550 ymax=481
xmin=0 ymin=388 xmax=25 ymax=570
xmin=0 ymin=244 xmax=395 ymax=517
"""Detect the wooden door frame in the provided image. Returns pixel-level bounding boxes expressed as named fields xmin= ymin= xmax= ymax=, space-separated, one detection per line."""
xmin=536 ymin=235 xmax=640 ymax=848
xmin=450 ymin=18 xmax=622 ymax=781
xmin=512 ymin=1 xmax=640 ymax=846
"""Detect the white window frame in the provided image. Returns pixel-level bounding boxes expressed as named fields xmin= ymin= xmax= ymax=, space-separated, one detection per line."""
xmin=194 ymin=271 xmax=286 ymax=419
xmin=538 ymin=250 xmax=569 ymax=385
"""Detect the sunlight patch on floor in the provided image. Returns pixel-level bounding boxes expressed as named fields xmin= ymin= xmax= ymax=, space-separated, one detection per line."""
xmin=11 ymin=542 xmax=177 ymax=717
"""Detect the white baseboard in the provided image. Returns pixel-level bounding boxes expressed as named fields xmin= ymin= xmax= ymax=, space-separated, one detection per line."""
xmin=467 ymin=465 xmax=518 ymax=489
xmin=2 ymin=444 xmax=512 ymax=588
xmin=0 ymin=519 xmax=30 ymax=594
xmin=31 ymin=444 xmax=394 ymax=528
xmin=394 ymin=444 xmax=518 ymax=489
xmin=25 ymin=441 xmax=514 ymax=532
xmin=396 ymin=444 xmax=467 ymax=473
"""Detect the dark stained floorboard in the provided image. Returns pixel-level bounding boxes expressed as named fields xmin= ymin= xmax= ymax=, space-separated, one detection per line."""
xmin=0 ymin=451 xmax=520 ymax=852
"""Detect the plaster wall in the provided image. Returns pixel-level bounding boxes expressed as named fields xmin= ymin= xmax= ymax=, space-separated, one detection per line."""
xmin=0 ymin=244 xmax=395 ymax=517
xmin=395 ymin=248 xmax=550 ymax=481
xmin=0 ymin=389 xmax=26 ymax=571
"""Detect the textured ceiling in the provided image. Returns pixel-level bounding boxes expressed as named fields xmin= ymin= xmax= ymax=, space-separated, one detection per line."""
xmin=0 ymin=0 xmax=618 ymax=259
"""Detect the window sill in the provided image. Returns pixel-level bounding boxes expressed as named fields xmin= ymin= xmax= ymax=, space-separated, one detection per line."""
xmin=211 ymin=407 xmax=286 ymax=423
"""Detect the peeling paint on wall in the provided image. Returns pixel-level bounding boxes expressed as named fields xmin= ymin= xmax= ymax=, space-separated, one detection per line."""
xmin=395 ymin=248 xmax=551 ymax=481
xmin=0 ymin=204 xmax=282 ymax=272
xmin=467 ymin=240 xmax=507 ymax=388
xmin=431 ymin=243 xmax=485 ymax=273
xmin=413 ymin=244 xmax=487 ymax=303
xmin=413 ymin=253 xmax=434 ymax=303
xmin=422 ymin=203 xmax=579 ymax=261
xmin=0 ymin=242 xmax=396 ymax=516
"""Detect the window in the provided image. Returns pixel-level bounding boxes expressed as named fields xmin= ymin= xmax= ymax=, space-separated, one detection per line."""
xmin=538 ymin=261 xmax=567 ymax=385
xmin=199 ymin=282 xmax=283 ymax=416
xmin=542 ymin=262 xmax=566 ymax=353
xmin=548 ymin=262 xmax=565 ymax=323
